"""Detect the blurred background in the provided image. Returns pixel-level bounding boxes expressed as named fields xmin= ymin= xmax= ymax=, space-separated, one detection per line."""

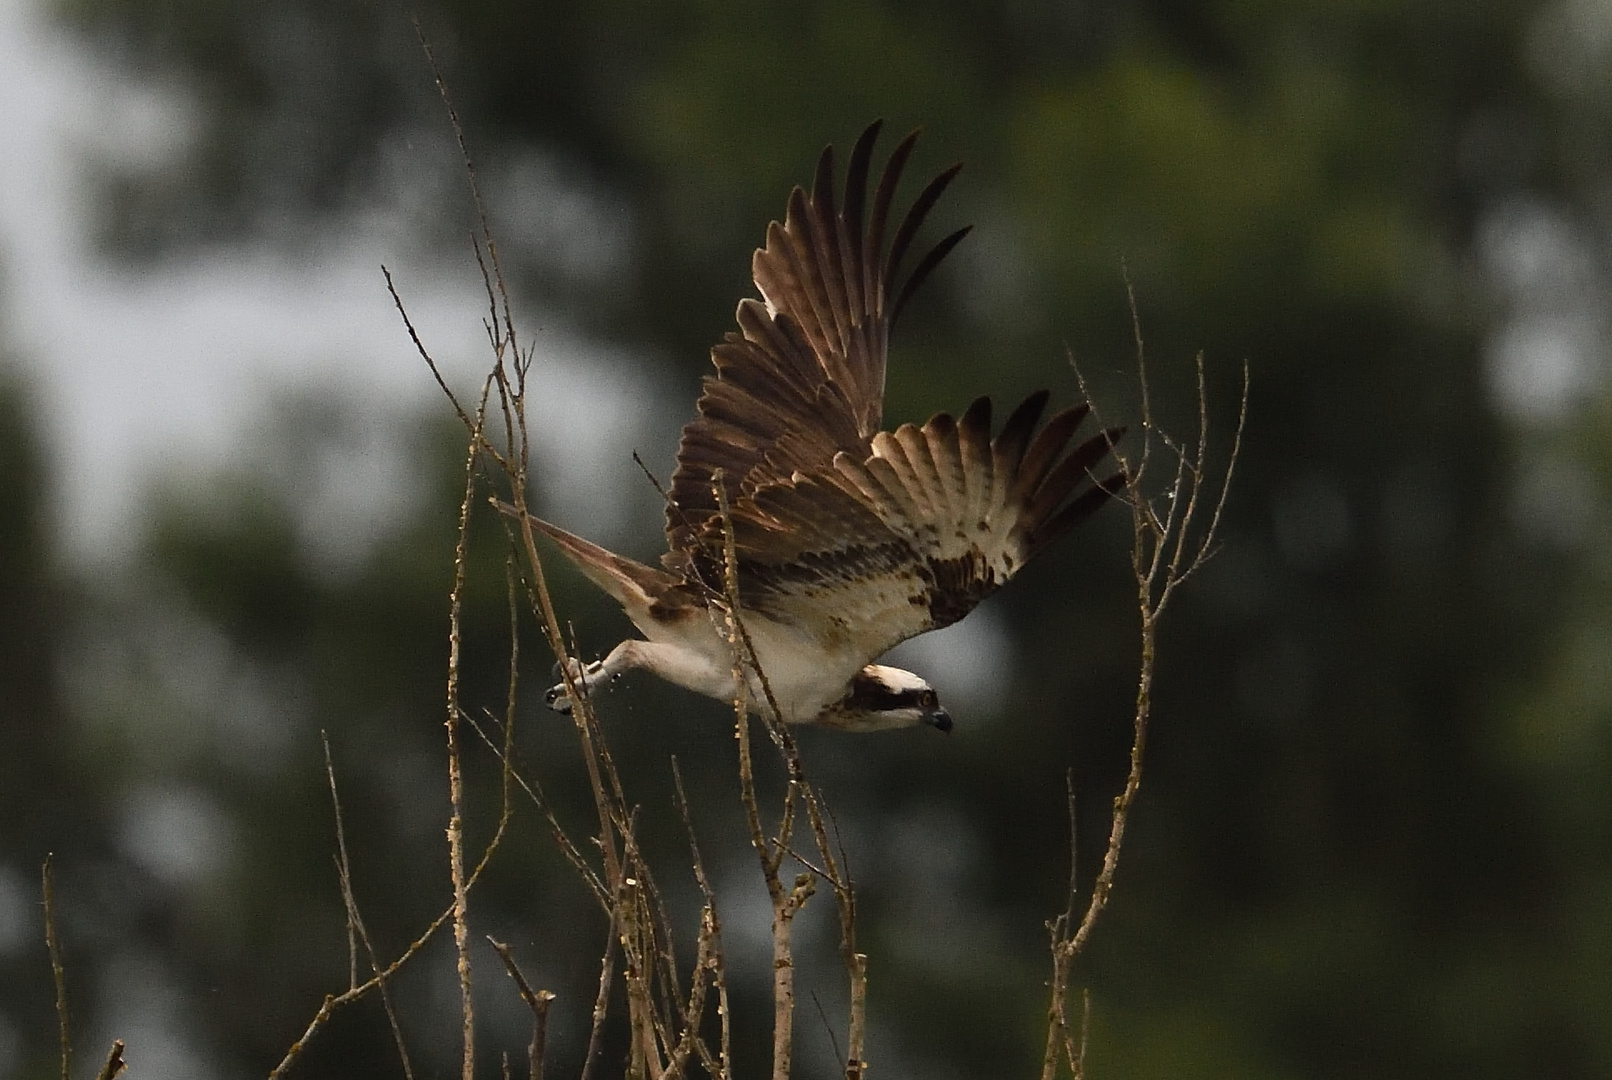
xmin=2 ymin=0 xmax=1611 ymax=1076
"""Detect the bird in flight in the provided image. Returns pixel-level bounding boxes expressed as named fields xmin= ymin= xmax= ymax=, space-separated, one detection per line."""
xmin=515 ymin=122 xmax=1123 ymax=732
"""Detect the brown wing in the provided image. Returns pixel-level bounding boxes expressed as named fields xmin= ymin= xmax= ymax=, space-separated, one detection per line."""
xmin=665 ymin=121 xmax=971 ymax=559
xmin=689 ymin=392 xmax=1124 ymax=661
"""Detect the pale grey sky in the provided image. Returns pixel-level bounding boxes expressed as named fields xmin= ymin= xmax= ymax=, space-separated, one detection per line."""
xmin=0 ymin=0 xmax=659 ymax=570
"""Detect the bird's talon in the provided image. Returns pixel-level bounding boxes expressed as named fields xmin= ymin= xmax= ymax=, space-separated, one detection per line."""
xmin=545 ymin=683 xmax=574 ymax=714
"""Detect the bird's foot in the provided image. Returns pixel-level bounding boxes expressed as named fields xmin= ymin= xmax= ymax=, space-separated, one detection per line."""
xmin=545 ymin=657 xmax=609 ymax=714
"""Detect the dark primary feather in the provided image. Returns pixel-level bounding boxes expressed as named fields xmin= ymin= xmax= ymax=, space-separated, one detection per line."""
xmin=667 ymin=121 xmax=964 ymax=558
xmin=692 ymin=396 xmax=1123 ymax=653
xmin=661 ymin=121 xmax=1125 ymax=663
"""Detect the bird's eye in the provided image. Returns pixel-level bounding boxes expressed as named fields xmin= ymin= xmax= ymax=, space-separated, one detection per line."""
xmin=920 ymin=689 xmax=937 ymax=708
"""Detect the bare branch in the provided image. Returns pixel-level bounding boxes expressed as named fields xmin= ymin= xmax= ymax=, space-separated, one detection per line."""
xmin=706 ymin=470 xmax=871 ymax=1078
xmin=444 ymin=381 xmax=494 ymax=1080
xmin=268 ymin=799 xmax=520 ymax=1080
xmin=42 ymin=854 xmax=69 ymax=1080
xmin=324 ymin=734 xmax=415 ymax=1080
xmin=1048 ymin=306 xmax=1247 ymax=1077
xmin=845 ymin=951 xmax=869 ymax=1080
xmin=383 ymin=265 xmax=476 ymax=443
xmin=1074 ymin=990 xmax=1091 ymax=1080
xmin=92 ymin=1040 xmax=127 ymax=1080
xmin=413 ymin=18 xmax=516 ymax=348
xmin=811 ymin=991 xmax=844 ymax=1067
xmin=464 ymin=708 xmax=608 ymax=906
xmin=673 ymin=760 xmax=732 ymax=1080
xmin=487 ymin=938 xmax=557 ymax=1080
xmin=579 ymin=910 xmax=620 ymax=1080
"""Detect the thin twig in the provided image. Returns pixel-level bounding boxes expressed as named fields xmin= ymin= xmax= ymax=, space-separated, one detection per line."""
xmin=711 ymin=475 xmax=827 ymax=1080
xmin=1045 ymin=304 xmax=1248 ymax=1078
xmin=444 ymin=381 xmax=494 ymax=1080
xmin=673 ymin=760 xmax=732 ymax=1080
xmin=487 ymin=937 xmax=557 ymax=1080
xmin=708 ymin=471 xmax=869 ymax=1079
xmin=499 ymin=556 xmax=522 ymax=830
xmin=272 ymin=994 xmax=337 ymax=1080
xmin=92 ymin=1040 xmax=127 ymax=1080
xmin=464 ymin=708 xmax=608 ymax=905
xmin=1040 ymin=772 xmax=1082 ymax=1080
xmin=324 ymin=733 xmax=416 ymax=1080
xmin=405 ymin=38 xmax=662 ymax=1080
xmin=383 ymin=265 xmax=476 ymax=442
xmin=811 ymin=991 xmax=844 ymax=1067
xmin=1074 ymin=990 xmax=1091 ymax=1080
xmin=631 ymin=451 xmax=724 ymax=605
xmin=278 ymin=295 xmax=527 ymax=1080
xmin=415 ymin=19 xmax=515 ymax=347
xmin=711 ymin=474 xmax=777 ymax=894
xmin=845 ymin=951 xmax=868 ymax=1080
xmin=578 ymin=908 xmax=620 ymax=1080
xmin=323 ymin=733 xmax=360 ymax=991
xmin=42 ymin=854 xmax=69 ymax=1080
xmin=268 ymin=801 xmax=516 ymax=1080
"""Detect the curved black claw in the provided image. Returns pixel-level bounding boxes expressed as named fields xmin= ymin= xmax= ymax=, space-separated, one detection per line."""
xmin=547 ymin=657 xmax=591 ymax=714
xmin=545 ymin=682 xmax=574 ymax=714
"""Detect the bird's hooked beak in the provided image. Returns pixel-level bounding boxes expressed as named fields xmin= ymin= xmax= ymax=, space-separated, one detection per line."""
xmin=925 ymin=707 xmax=953 ymax=734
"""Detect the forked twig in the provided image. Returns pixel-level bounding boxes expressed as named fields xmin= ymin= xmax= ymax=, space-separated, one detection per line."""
xmin=487 ymin=938 xmax=557 ymax=1080
xmin=40 ymin=864 xmax=132 ymax=1080
xmin=268 ymin=799 xmax=518 ymax=1080
xmin=711 ymin=476 xmax=805 ymax=1080
xmin=708 ymin=475 xmax=873 ymax=1080
xmin=1042 ymin=300 xmax=1249 ymax=1078
xmin=463 ymin=708 xmax=609 ymax=906
xmin=378 ymin=67 xmax=889 ymax=1080
xmin=395 ymin=36 xmax=683 ymax=1080
xmin=673 ymin=759 xmax=733 ymax=1080
xmin=324 ymin=733 xmax=416 ymax=1080
xmin=271 ymin=399 xmax=531 ymax=1080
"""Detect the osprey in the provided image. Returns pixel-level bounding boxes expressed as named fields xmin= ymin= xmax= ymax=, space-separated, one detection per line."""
xmin=518 ymin=122 xmax=1123 ymax=732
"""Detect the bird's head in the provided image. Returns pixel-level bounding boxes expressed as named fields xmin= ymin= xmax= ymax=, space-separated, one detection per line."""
xmin=820 ymin=664 xmax=952 ymax=733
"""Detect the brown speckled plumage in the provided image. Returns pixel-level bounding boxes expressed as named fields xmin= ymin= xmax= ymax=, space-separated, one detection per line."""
xmin=510 ymin=123 xmax=1124 ymax=728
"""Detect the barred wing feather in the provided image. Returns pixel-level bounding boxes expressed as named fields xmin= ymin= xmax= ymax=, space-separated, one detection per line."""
xmin=704 ymin=391 xmax=1123 ymax=659
xmin=666 ymin=121 xmax=969 ymax=558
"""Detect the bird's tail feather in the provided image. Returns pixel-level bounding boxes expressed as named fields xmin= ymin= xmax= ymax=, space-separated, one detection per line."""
xmin=492 ymin=500 xmax=682 ymax=614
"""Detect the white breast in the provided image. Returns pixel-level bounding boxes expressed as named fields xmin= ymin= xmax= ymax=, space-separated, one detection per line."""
xmin=632 ymin=605 xmax=857 ymax=724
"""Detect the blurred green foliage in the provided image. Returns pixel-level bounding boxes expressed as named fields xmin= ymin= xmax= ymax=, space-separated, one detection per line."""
xmin=4 ymin=0 xmax=1610 ymax=1077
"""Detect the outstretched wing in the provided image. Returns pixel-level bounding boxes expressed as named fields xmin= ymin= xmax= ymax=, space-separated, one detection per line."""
xmin=666 ymin=121 xmax=971 ymax=558
xmin=692 ymin=392 xmax=1124 ymax=663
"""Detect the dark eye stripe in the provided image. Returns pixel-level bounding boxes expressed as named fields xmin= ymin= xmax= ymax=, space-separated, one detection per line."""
xmin=846 ymin=672 xmax=924 ymax=712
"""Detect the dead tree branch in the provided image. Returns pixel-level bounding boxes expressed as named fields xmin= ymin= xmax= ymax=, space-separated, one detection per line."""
xmin=92 ymin=1041 xmax=128 ymax=1080
xmin=324 ymin=733 xmax=415 ymax=1080
xmin=1041 ymin=314 xmax=1248 ymax=1078
xmin=488 ymin=938 xmax=557 ymax=1080
xmin=42 ymin=854 xmax=70 ymax=1080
